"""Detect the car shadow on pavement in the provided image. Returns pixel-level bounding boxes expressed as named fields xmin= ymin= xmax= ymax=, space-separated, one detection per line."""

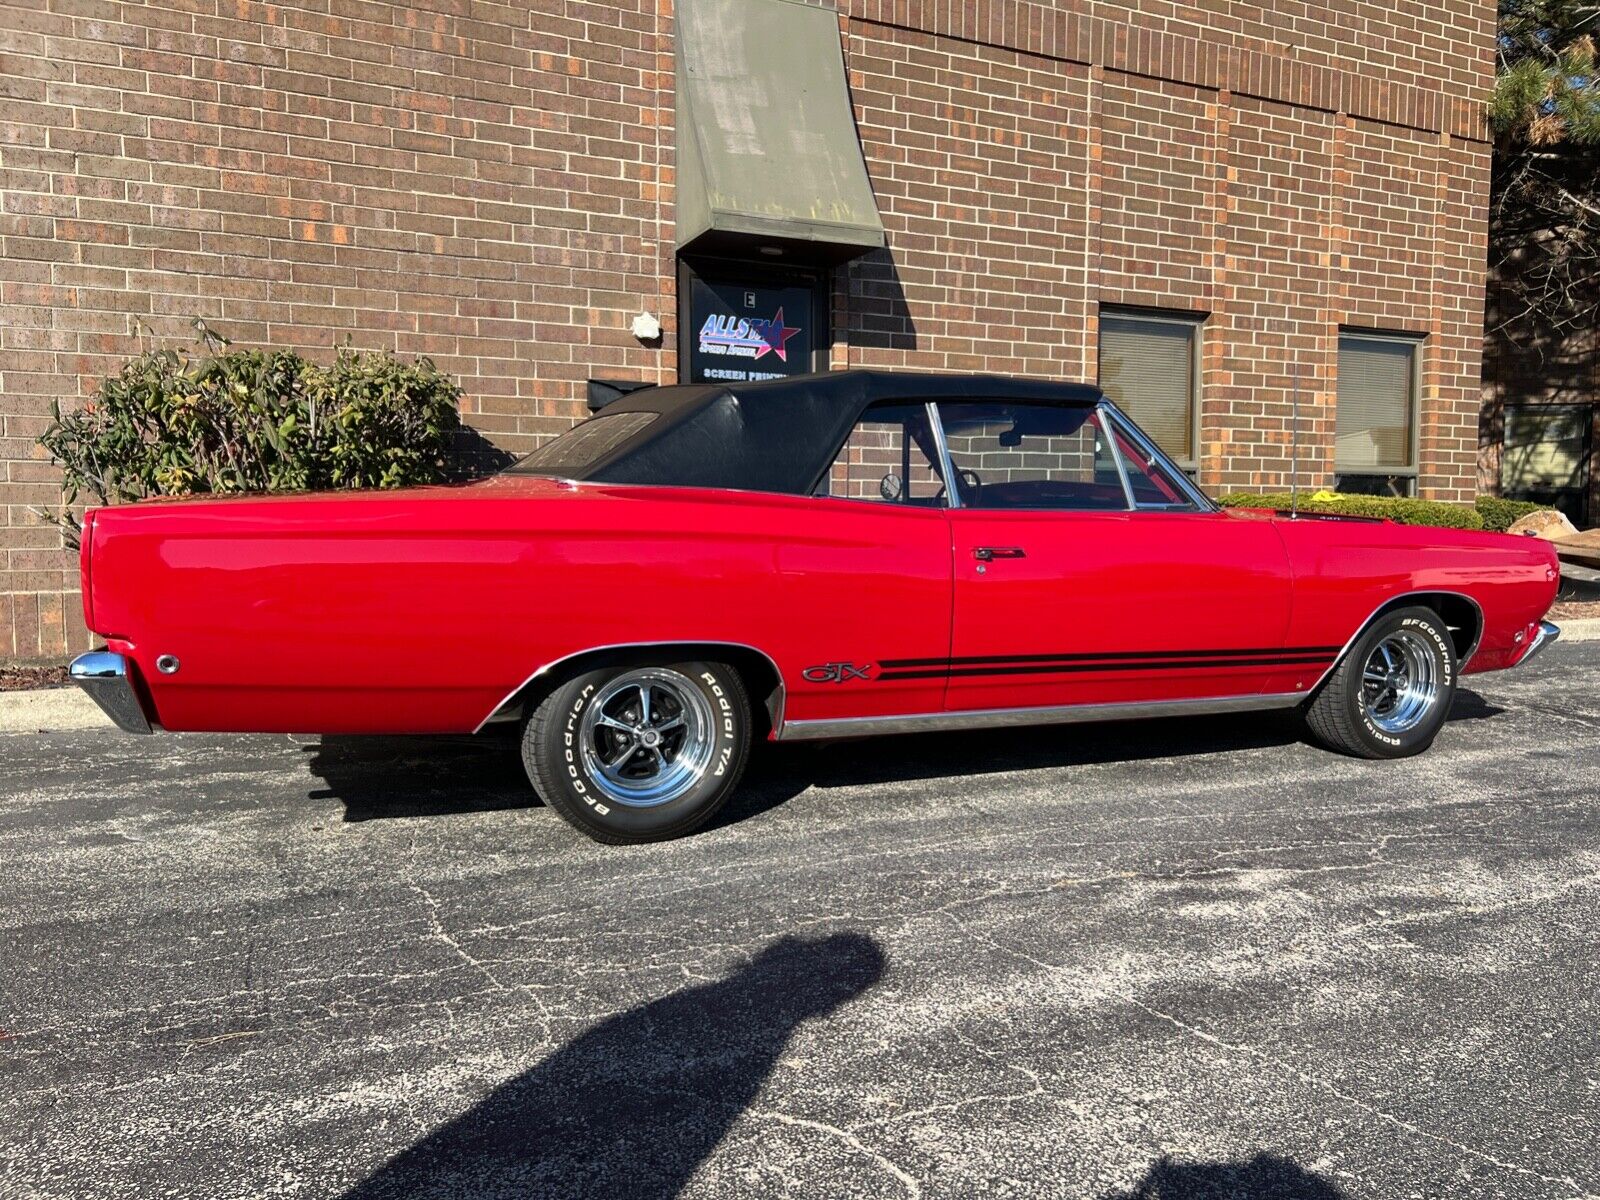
xmin=1102 ymin=1151 xmax=1346 ymax=1198
xmin=304 ymin=731 xmax=539 ymax=822
xmin=715 ymin=686 xmax=1507 ymax=830
xmin=337 ymin=931 xmax=886 ymax=1200
xmin=303 ymin=689 xmax=1505 ymax=830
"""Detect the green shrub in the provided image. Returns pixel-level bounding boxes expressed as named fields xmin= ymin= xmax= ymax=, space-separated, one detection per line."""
xmin=1216 ymin=491 xmax=1485 ymax=531
xmin=1473 ymin=494 xmax=1550 ymax=533
xmin=38 ymin=325 xmax=462 ymax=547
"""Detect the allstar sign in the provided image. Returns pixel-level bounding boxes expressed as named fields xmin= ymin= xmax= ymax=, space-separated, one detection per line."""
xmin=753 ymin=307 xmax=800 ymax=362
xmin=697 ymin=307 xmax=806 ymax=362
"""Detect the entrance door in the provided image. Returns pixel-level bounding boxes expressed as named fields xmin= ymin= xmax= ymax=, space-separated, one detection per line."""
xmin=679 ymin=257 xmax=827 ymax=386
xmin=927 ymin=401 xmax=1296 ymax=714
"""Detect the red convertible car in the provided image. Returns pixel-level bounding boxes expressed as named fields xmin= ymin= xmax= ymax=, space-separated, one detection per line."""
xmin=71 ymin=371 xmax=1560 ymax=843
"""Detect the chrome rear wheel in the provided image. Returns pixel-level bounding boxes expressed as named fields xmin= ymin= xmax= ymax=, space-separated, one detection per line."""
xmin=578 ymin=667 xmax=717 ymax=808
xmin=1359 ymin=630 xmax=1440 ymax=735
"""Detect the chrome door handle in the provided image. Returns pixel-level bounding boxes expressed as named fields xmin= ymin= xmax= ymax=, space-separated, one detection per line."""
xmin=973 ymin=546 xmax=1026 ymax=561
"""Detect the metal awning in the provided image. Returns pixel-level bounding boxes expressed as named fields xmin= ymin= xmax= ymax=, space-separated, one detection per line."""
xmin=675 ymin=0 xmax=886 ymax=265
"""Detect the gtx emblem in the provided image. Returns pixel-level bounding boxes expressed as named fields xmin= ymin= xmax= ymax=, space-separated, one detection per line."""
xmin=802 ymin=662 xmax=872 ymax=684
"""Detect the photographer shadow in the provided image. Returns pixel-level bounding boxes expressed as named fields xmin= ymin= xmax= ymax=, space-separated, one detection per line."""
xmin=339 ymin=932 xmax=886 ymax=1199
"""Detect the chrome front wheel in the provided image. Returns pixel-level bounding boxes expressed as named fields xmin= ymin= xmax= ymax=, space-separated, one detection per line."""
xmin=1304 ymin=606 xmax=1457 ymax=760
xmin=1359 ymin=629 xmax=1440 ymax=735
xmin=577 ymin=667 xmax=718 ymax=808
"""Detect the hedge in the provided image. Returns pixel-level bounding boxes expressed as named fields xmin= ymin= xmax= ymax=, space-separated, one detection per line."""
xmin=1473 ymin=494 xmax=1550 ymax=533
xmin=1215 ymin=491 xmax=1485 ymax=530
xmin=38 ymin=323 xmax=463 ymax=548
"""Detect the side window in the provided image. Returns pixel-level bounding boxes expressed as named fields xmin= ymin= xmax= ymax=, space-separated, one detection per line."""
xmin=816 ymin=403 xmax=947 ymax=505
xmin=936 ymin=403 xmax=1128 ymax=511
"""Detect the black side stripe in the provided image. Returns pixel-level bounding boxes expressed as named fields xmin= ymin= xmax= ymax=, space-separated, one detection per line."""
xmin=879 ymin=646 xmax=1342 ymax=670
xmin=877 ymin=653 xmax=1335 ymax=682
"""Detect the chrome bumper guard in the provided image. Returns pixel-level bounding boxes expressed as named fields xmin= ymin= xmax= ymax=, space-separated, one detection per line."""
xmin=1515 ymin=621 xmax=1561 ymax=669
xmin=69 ymin=651 xmax=154 ymax=734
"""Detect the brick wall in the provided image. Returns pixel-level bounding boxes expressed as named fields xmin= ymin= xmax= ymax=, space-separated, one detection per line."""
xmin=0 ymin=0 xmax=1494 ymax=662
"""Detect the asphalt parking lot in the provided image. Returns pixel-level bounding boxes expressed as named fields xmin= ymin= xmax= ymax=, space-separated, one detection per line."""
xmin=2 ymin=645 xmax=1597 ymax=1200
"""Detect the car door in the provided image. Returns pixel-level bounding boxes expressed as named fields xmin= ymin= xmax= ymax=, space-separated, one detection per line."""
xmin=926 ymin=400 xmax=1298 ymax=714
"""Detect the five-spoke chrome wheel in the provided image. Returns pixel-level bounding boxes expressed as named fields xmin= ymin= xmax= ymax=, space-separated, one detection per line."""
xmin=578 ymin=668 xmax=716 ymax=808
xmin=1359 ymin=630 xmax=1439 ymax=735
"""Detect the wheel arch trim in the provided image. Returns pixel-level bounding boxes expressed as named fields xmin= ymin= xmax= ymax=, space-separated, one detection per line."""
xmin=1311 ymin=590 xmax=1485 ymax=696
xmin=473 ymin=641 xmax=787 ymax=735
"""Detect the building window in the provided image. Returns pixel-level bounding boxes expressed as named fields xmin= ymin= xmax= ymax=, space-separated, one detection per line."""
xmin=1501 ymin=404 xmax=1593 ymax=527
xmin=1334 ymin=332 xmax=1420 ymax=497
xmin=1098 ymin=309 xmax=1202 ymax=472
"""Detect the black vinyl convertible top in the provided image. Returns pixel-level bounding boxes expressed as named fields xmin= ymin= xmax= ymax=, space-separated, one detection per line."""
xmin=506 ymin=369 xmax=1104 ymax=495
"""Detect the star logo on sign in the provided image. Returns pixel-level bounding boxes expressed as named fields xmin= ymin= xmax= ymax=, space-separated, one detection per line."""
xmin=753 ymin=308 xmax=801 ymax=362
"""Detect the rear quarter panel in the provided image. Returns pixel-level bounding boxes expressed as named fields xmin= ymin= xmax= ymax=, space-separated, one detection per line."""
xmin=1261 ymin=516 xmax=1559 ymax=694
xmin=87 ymin=481 xmax=953 ymax=734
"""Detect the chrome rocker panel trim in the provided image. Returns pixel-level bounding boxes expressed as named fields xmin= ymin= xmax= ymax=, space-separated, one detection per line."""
xmin=69 ymin=650 xmax=154 ymax=735
xmin=775 ymin=690 xmax=1304 ymax=741
xmin=1514 ymin=620 xmax=1560 ymax=668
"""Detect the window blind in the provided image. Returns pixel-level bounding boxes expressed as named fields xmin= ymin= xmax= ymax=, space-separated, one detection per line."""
xmin=1336 ymin=336 xmax=1416 ymax=470
xmin=1099 ymin=314 xmax=1197 ymax=463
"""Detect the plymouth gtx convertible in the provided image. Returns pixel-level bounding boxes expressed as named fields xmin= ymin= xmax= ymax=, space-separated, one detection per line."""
xmin=72 ymin=371 xmax=1561 ymax=843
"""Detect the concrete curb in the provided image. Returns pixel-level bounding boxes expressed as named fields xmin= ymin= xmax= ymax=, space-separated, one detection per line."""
xmin=0 ymin=688 xmax=111 ymax=734
xmin=1555 ymin=617 xmax=1600 ymax=643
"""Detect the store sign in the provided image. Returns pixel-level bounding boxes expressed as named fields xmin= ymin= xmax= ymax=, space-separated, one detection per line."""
xmin=686 ymin=275 xmax=816 ymax=384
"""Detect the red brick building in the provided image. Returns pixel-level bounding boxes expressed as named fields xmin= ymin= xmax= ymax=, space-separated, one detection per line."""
xmin=0 ymin=0 xmax=1496 ymax=663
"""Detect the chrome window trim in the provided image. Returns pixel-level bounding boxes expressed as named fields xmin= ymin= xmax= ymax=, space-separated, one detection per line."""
xmin=808 ymin=402 xmax=958 ymax=510
xmin=929 ymin=399 xmax=1139 ymax=514
xmin=1099 ymin=407 xmax=1138 ymax=509
xmin=1098 ymin=400 xmax=1215 ymax=512
xmin=776 ymin=689 xmax=1305 ymax=741
xmin=925 ymin=400 xmax=962 ymax=510
xmin=474 ymin=640 xmax=788 ymax=735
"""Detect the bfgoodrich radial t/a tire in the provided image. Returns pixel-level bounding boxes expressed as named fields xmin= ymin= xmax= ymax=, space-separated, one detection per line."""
xmin=1304 ymin=605 xmax=1458 ymax=759
xmin=521 ymin=660 xmax=751 ymax=844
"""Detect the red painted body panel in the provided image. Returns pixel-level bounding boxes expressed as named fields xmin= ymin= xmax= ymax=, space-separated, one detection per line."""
xmin=81 ymin=481 xmax=1559 ymax=736
xmin=1261 ymin=514 xmax=1560 ymax=687
xmin=947 ymin=509 xmax=1294 ymax=709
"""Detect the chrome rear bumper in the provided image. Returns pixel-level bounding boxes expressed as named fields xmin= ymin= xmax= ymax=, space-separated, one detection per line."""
xmin=1515 ymin=621 xmax=1561 ymax=669
xmin=69 ymin=651 xmax=154 ymax=734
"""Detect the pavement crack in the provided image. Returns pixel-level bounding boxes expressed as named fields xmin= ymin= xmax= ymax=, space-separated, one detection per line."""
xmin=755 ymin=1110 xmax=923 ymax=1198
xmin=406 ymin=879 xmax=507 ymax=992
xmin=1129 ymin=998 xmax=1598 ymax=1197
xmin=851 ymin=1064 xmax=1045 ymax=1130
